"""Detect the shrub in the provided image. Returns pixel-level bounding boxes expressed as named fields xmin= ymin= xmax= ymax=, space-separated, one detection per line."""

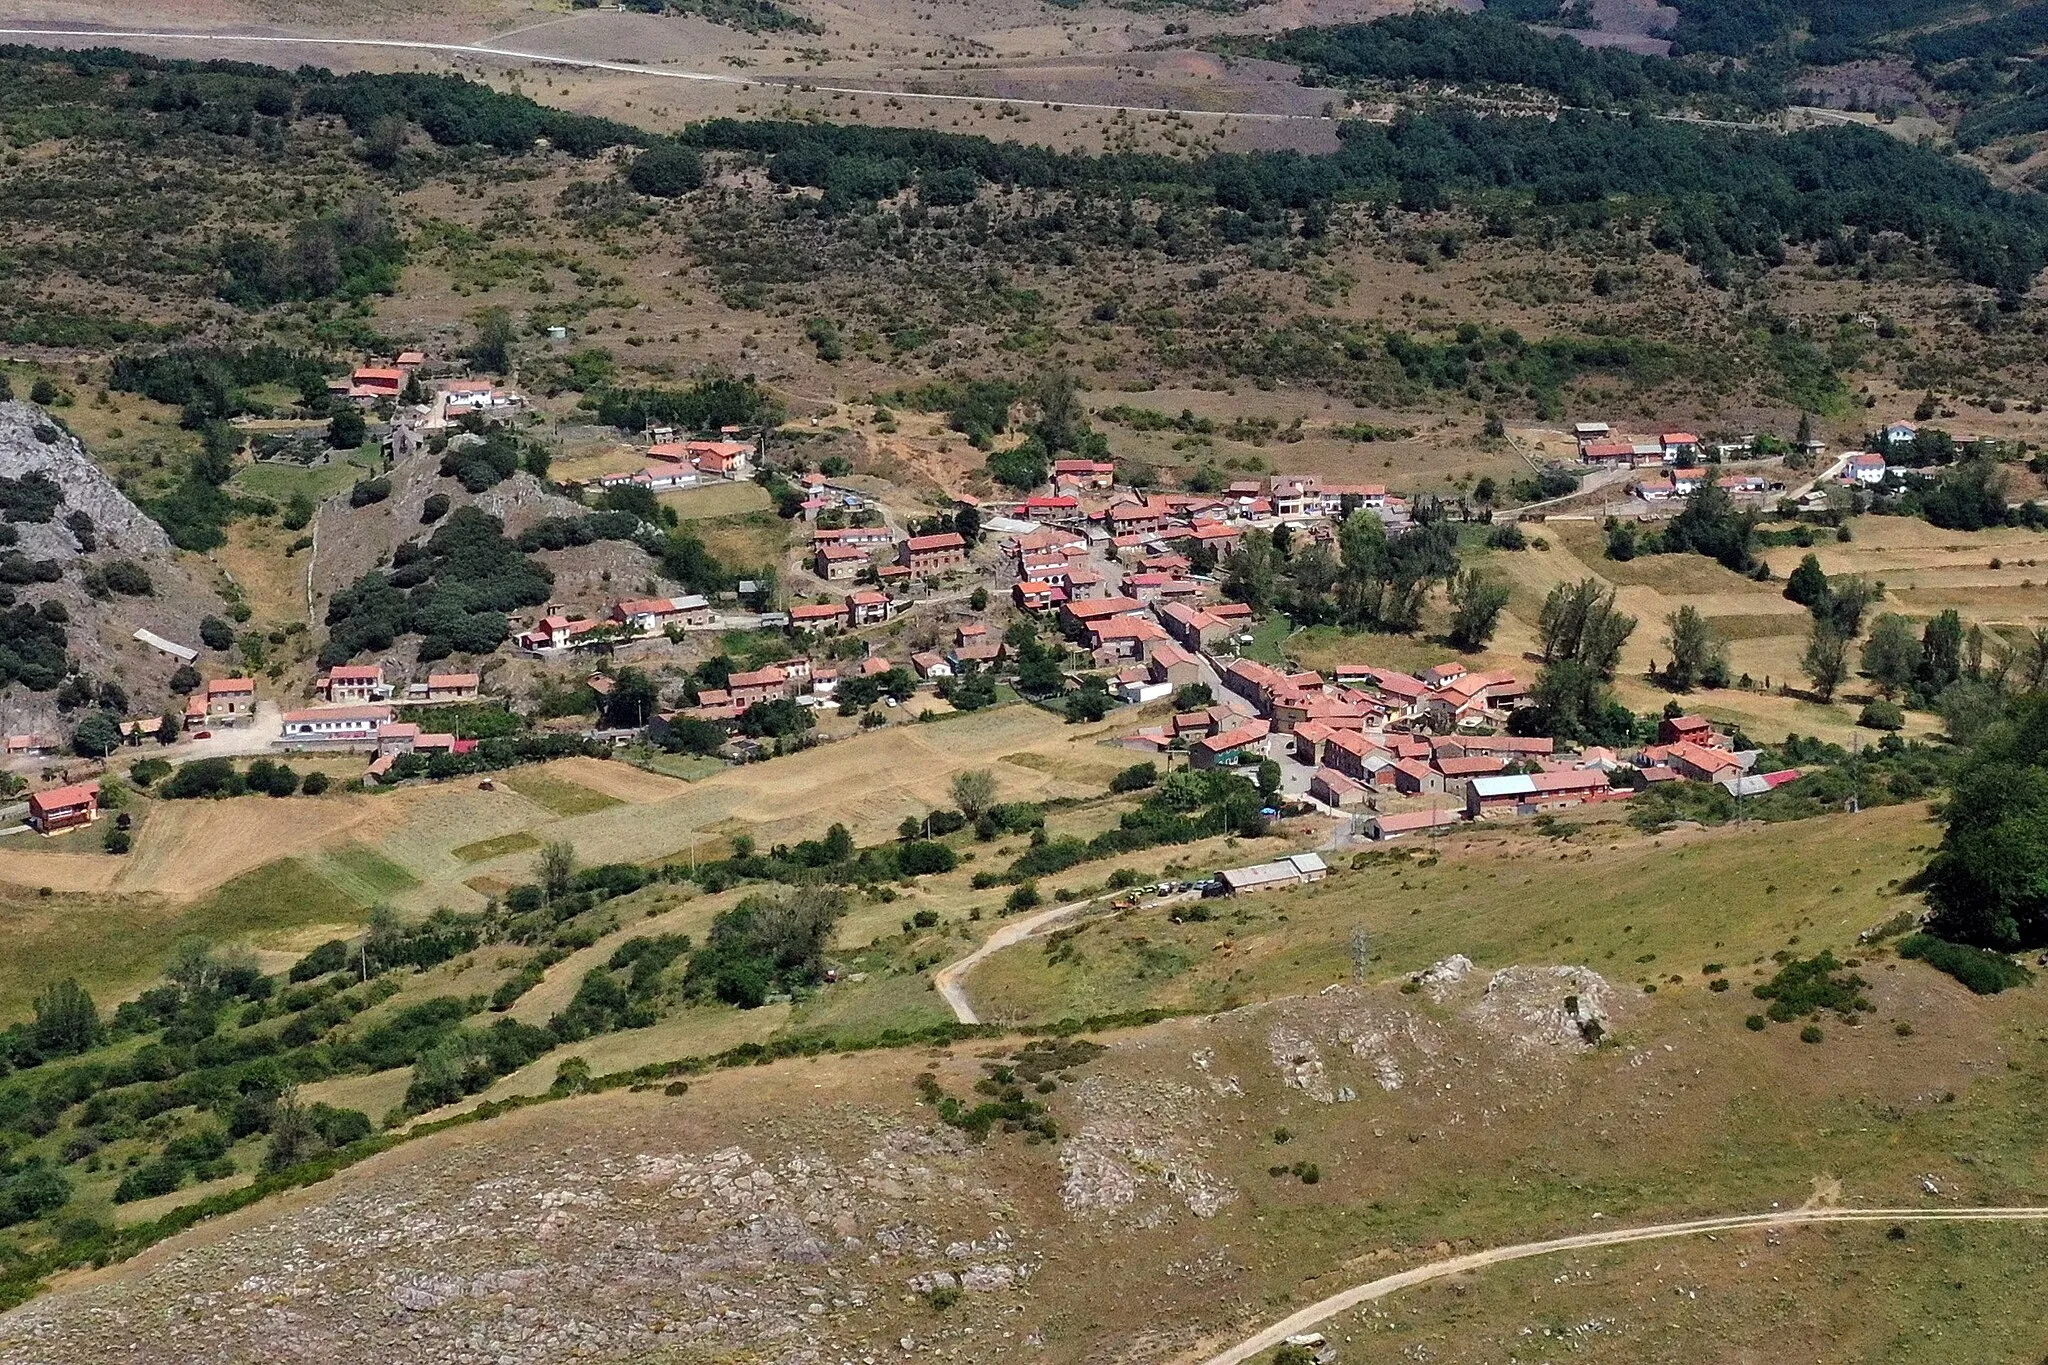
xmin=1799 ymin=1024 xmax=1824 ymax=1043
xmin=289 ymin=939 xmax=351 ymax=982
xmin=198 ymin=615 xmax=235 ymax=650
xmin=349 ymin=477 xmax=391 ymax=508
xmin=97 ymin=559 xmax=153 ymax=596
xmin=1108 ymin=762 xmax=1158 ymax=794
xmin=1744 ymin=1014 xmax=1766 ymax=1030
xmin=301 ymin=771 xmax=331 ymax=796
xmin=1751 ymin=951 xmax=1869 ymax=1021
xmin=160 ymin=757 xmax=245 ymax=799
xmin=128 ymin=757 xmax=171 ymax=787
xmin=898 ymin=841 xmax=958 ymax=876
xmin=627 ymin=143 xmax=705 ymax=197
xmin=421 ymin=492 xmax=451 ymax=524
xmin=1858 ymin=699 xmax=1905 ymax=731
xmin=1006 ymin=882 xmax=1041 ymax=914
xmin=1898 ymin=933 xmax=2033 ymax=995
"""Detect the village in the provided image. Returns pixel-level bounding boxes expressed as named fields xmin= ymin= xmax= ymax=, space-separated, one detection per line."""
xmin=0 ymin=358 xmax=1864 ymax=867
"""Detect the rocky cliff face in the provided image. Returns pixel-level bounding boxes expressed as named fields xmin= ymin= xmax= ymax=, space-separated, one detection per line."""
xmin=0 ymin=402 xmax=173 ymax=559
xmin=0 ymin=403 xmax=229 ymax=736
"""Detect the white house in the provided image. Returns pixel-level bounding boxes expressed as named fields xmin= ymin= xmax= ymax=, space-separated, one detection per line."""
xmin=1660 ymin=432 xmax=1700 ymax=463
xmin=280 ymin=705 xmax=393 ymax=747
xmin=1882 ymin=421 xmax=1918 ymax=447
xmin=1843 ymin=451 xmax=1887 ymax=485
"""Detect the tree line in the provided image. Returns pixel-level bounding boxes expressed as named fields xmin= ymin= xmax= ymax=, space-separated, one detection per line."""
xmin=683 ymin=107 xmax=2048 ymax=301
xmin=1241 ymin=10 xmax=1787 ymax=114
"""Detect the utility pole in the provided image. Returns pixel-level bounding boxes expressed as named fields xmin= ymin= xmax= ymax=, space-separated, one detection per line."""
xmin=1350 ymin=927 xmax=1370 ymax=986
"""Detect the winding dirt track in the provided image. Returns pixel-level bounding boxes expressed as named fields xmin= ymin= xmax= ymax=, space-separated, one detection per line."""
xmin=1188 ymin=1205 xmax=2048 ymax=1365
xmin=0 ymin=26 xmax=1325 ymax=124
xmin=932 ymin=893 xmax=1107 ymax=1025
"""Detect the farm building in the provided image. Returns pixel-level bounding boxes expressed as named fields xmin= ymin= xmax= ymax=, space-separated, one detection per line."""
xmin=1365 ymin=809 xmax=1464 ymax=841
xmin=1217 ymin=852 xmax=1328 ymax=894
xmin=1466 ymin=769 xmax=1615 ymax=818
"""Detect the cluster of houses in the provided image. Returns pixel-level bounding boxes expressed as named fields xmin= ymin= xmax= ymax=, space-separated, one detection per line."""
xmin=671 ymin=618 xmax=1011 ymax=723
xmin=336 ymin=352 xmax=523 ymax=424
xmin=1573 ymin=417 xmax=1933 ymax=501
xmin=1571 ymin=424 xmax=1783 ymax=503
xmin=984 ymin=475 xmax=1401 ymax=540
xmin=516 ymin=595 xmax=719 ymax=655
xmin=1122 ymin=645 xmax=1791 ymax=837
xmin=809 ymin=529 xmax=969 ymax=585
xmin=584 ymin=429 xmax=758 ymax=495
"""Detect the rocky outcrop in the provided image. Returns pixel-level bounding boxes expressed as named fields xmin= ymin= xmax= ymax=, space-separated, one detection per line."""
xmin=0 ymin=402 xmax=173 ymax=559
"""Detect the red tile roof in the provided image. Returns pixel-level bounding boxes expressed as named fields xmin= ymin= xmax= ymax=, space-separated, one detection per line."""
xmin=904 ymin=532 xmax=967 ymax=553
xmin=29 ymin=781 xmax=99 ymax=815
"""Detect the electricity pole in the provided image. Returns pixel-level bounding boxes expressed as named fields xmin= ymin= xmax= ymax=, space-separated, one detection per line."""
xmin=1350 ymin=926 xmax=1370 ymax=986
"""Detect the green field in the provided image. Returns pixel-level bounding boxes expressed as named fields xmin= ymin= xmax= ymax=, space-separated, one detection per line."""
xmin=233 ymin=456 xmax=379 ymax=504
xmin=451 ymin=831 xmax=542 ymax=863
xmin=0 ymin=858 xmax=370 ymax=1022
xmin=309 ymin=845 xmax=421 ymax=903
xmin=968 ymin=801 xmax=1938 ymax=1026
xmin=634 ymin=753 xmax=728 ymax=782
xmin=659 ymin=480 xmax=771 ymax=520
xmin=503 ymin=770 xmax=624 ymax=818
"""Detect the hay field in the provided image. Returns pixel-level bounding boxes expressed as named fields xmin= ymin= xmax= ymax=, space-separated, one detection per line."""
xmin=0 ymin=792 xmax=385 ymax=900
xmin=419 ymin=1004 xmax=793 ymax=1123
xmin=501 ymin=769 xmax=624 ymax=818
xmin=505 ymin=883 xmax=728 ymax=1025
xmin=1758 ymin=516 xmax=2048 ymax=635
xmin=660 ymin=481 xmax=772 ymax=520
xmin=543 ymin=756 xmax=693 ymax=803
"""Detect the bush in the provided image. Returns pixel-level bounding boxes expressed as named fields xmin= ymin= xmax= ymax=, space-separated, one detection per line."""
xmin=289 ymin=938 xmax=350 ymax=982
xmin=421 ymin=492 xmax=451 ymax=524
xmin=1751 ymin=951 xmax=1869 ymax=1021
xmin=1108 ymin=762 xmax=1158 ymax=793
xmin=161 ymin=757 xmax=245 ymax=799
xmin=301 ymin=771 xmax=331 ymax=796
xmin=97 ymin=559 xmax=153 ymax=596
xmin=628 ymin=143 xmax=705 ymax=197
xmin=1898 ymin=933 xmax=2033 ymax=994
xmin=1858 ymin=699 xmax=1905 ymax=731
xmin=198 ymin=615 xmax=235 ymax=650
xmin=898 ymin=841 xmax=958 ymax=876
xmin=349 ymin=477 xmax=391 ymax=508
xmin=1799 ymin=1023 xmax=1824 ymax=1044
xmin=1006 ymin=882 xmax=1042 ymax=914
xmin=128 ymin=757 xmax=171 ymax=787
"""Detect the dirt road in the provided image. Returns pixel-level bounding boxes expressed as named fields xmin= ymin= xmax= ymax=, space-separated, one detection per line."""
xmin=932 ymin=894 xmax=1106 ymax=1025
xmin=0 ymin=26 xmax=1326 ymax=124
xmin=935 ymin=887 xmax=1202 ymax=1022
xmin=1187 ymin=1204 xmax=2048 ymax=1365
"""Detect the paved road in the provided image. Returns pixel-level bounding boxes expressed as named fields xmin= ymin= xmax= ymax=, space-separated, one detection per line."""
xmin=0 ymin=26 xmax=1330 ymax=124
xmin=1188 ymin=1204 xmax=2048 ymax=1365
